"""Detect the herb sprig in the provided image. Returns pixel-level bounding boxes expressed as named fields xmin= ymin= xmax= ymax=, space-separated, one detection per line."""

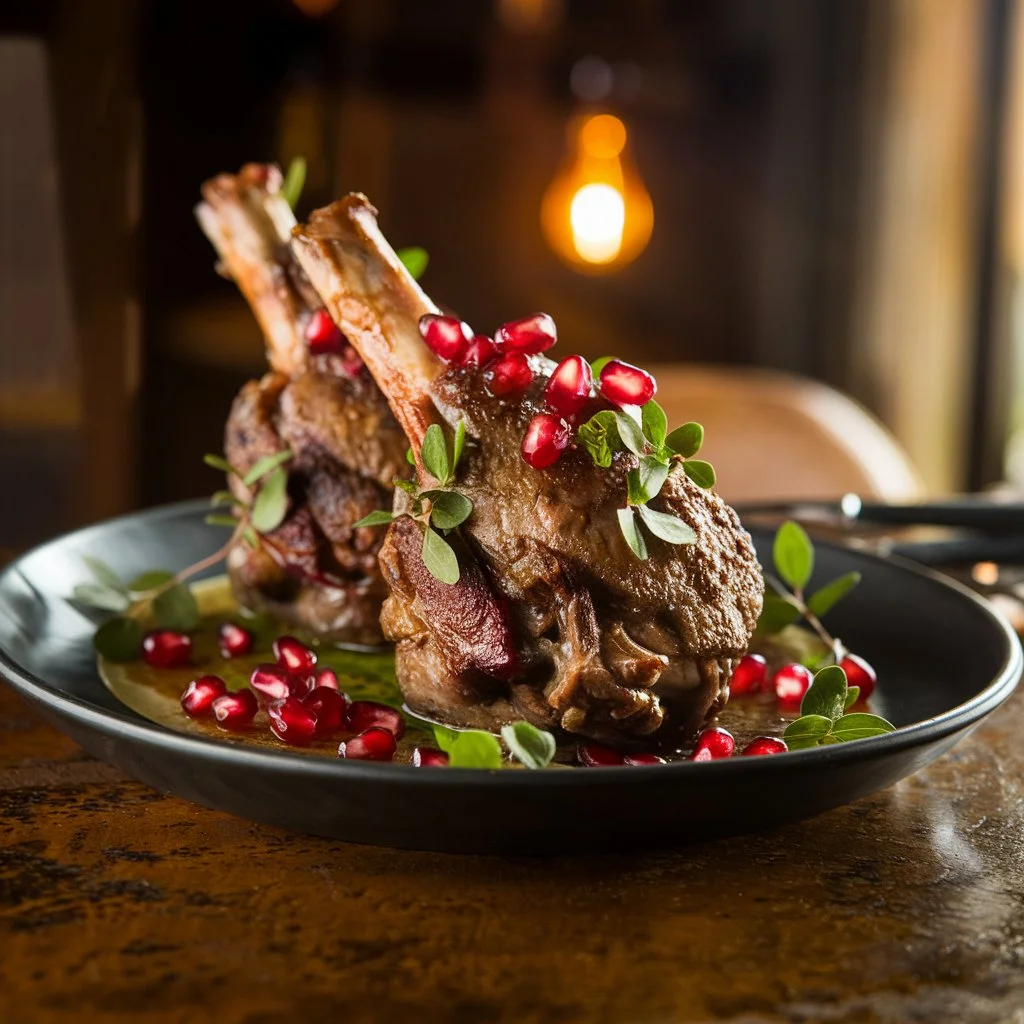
xmin=783 ymin=665 xmax=894 ymax=749
xmin=576 ymin=391 xmax=713 ymax=559
xmin=355 ymin=422 xmax=471 ymax=585
xmin=433 ymin=720 xmax=557 ymax=769
xmin=757 ymin=520 xmax=861 ymax=661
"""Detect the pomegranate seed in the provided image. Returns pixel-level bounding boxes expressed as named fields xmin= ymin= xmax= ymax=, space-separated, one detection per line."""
xmin=729 ymin=654 xmax=768 ymax=696
xmin=180 ymin=675 xmax=227 ymax=718
xmin=212 ymin=688 xmax=258 ymax=731
xmin=267 ymin=697 xmax=318 ymax=746
xmin=839 ymin=653 xmax=877 ymax=701
xmin=463 ymin=334 xmax=497 ymax=366
xmin=624 ymin=752 xmax=667 ymax=766
xmin=273 ymin=635 xmax=317 ymax=674
xmin=217 ymin=622 xmax=254 ymax=659
xmin=521 ymin=413 xmax=572 ymax=469
xmin=302 ymin=686 xmax=348 ymax=737
xmin=773 ymin=663 xmax=814 ymax=707
xmin=250 ymin=663 xmax=310 ymax=703
xmin=345 ymin=701 xmax=406 ymax=739
xmin=598 ymin=359 xmax=657 ymax=407
xmin=691 ymin=727 xmax=735 ymax=761
xmin=142 ymin=630 xmax=192 ymax=669
xmin=312 ymin=666 xmax=340 ymax=690
xmin=484 ymin=352 xmax=533 ymax=397
xmin=742 ymin=737 xmax=788 ymax=756
xmin=578 ymin=744 xmax=625 ymax=767
xmin=340 ymin=345 xmax=363 ymax=376
xmin=412 ymin=747 xmax=450 ymax=767
xmin=543 ymin=355 xmax=593 ymax=419
xmin=494 ymin=313 xmax=557 ymax=354
xmin=419 ymin=314 xmax=472 ymax=364
xmin=338 ymin=727 xmax=397 ymax=761
xmin=305 ymin=309 xmax=343 ymax=355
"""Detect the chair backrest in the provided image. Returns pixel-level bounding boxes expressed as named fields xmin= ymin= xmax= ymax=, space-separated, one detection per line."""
xmin=651 ymin=364 xmax=925 ymax=503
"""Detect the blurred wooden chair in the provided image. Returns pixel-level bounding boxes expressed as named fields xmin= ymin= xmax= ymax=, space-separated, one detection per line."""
xmin=652 ymin=365 xmax=925 ymax=504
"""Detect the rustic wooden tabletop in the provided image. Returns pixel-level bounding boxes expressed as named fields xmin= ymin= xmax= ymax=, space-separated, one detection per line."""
xmin=2 ymin=662 xmax=1024 ymax=1024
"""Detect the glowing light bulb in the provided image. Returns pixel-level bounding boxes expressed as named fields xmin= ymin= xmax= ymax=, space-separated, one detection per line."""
xmin=542 ymin=113 xmax=653 ymax=273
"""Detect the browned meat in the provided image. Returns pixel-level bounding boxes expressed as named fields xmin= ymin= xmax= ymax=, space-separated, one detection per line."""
xmin=292 ymin=195 xmax=764 ymax=743
xmin=197 ymin=167 xmax=408 ymax=645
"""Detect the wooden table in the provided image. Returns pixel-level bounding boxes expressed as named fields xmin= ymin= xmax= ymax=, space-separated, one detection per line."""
xmin=3 ymin=666 xmax=1024 ymax=1024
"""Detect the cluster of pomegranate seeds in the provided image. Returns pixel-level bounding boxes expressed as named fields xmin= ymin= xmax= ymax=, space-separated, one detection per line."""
xmin=142 ymin=630 xmax=192 ymax=669
xmin=773 ymin=663 xmax=814 ymax=707
xmin=484 ymin=352 xmax=533 ymax=396
xmin=218 ymin=622 xmax=254 ymax=659
xmin=691 ymin=727 xmax=736 ymax=761
xmin=180 ymin=675 xmax=227 ymax=717
xmin=305 ymin=309 xmax=344 ymax=355
xmin=839 ymin=653 xmax=876 ymax=700
xmin=412 ymin=747 xmax=450 ymax=767
xmin=742 ymin=737 xmax=788 ymax=756
xmin=728 ymin=654 xmax=768 ymax=695
xmin=212 ymin=689 xmax=258 ymax=731
xmin=339 ymin=727 xmax=397 ymax=761
xmin=598 ymin=359 xmax=657 ymax=407
xmin=521 ymin=413 xmax=573 ymax=469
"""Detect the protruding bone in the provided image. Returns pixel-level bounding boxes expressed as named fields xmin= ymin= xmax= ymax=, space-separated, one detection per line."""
xmin=195 ymin=163 xmax=311 ymax=375
xmin=290 ymin=195 xmax=445 ymax=458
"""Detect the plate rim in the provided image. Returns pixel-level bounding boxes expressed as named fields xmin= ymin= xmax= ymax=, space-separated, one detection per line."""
xmin=0 ymin=498 xmax=1020 ymax=786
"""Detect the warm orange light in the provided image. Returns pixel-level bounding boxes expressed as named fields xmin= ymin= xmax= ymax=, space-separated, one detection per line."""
xmin=542 ymin=113 xmax=653 ymax=273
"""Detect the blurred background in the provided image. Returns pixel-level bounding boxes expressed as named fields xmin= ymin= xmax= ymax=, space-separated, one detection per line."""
xmin=2 ymin=0 xmax=1023 ymax=549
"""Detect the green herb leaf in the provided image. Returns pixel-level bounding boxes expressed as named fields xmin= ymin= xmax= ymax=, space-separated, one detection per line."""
xmin=830 ymin=713 xmax=896 ymax=742
xmin=783 ymin=714 xmax=834 ymax=750
xmin=628 ymin=457 xmax=670 ymax=506
xmin=281 ymin=155 xmax=306 ymax=210
xmin=617 ymin=507 xmax=648 ymax=560
xmin=354 ymin=510 xmax=396 ymax=528
xmin=800 ymin=665 xmax=849 ymax=723
xmin=590 ymin=356 xmax=614 ymax=376
xmin=242 ymin=525 xmax=259 ymax=548
xmin=251 ymin=466 xmax=289 ymax=533
xmin=452 ymin=420 xmax=466 ymax=471
xmin=397 ymin=245 xmax=429 ymax=280
xmin=395 ymin=479 xmax=418 ymax=496
xmin=665 ymin=422 xmax=704 ymax=459
xmin=242 ymin=449 xmax=293 ymax=487
xmin=447 ymin=730 xmax=504 ymax=769
xmin=427 ymin=490 xmax=473 ymax=531
xmin=637 ymin=504 xmax=696 ymax=545
xmin=421 ymin=524 xmax=460 ymax=584
xmin=203 ymin=453 xmax=237 ymax=477
xmin=82 ymin=555 xmax=125 ymax=592
xmin=421 ymin=424 xmax=451 ymax=484
xmin=681 ymin=459 xmax=716 ymax=489
xmin=844 ymin=686 xmax=861 ymax=708
xmin=773 ymin=520 xmax=814 ymax=591
xmin=406 ymin=447 xmax=416 ymax=466
xmin=641 ymin=400 xmax=668 ymax=448
xmin=205 ymin=513 xmax=239 ymax=528
xmin=614 ymin=411 xmax=647 ymax=457
xmin=210 ymin=489 xmax=237 ymax=508
xmin=127 ymin=570 xmax=175 ymax=593
xmin=433 ymin=724 xmax=460 ymax=753
xmin=72 ymin=582 xmax=130 ymax=613
xmin=93 ymin=616 xmax=143 ymax=662
xmin=153 ymin=583 xmax=199 ymax=631
xmin=501 ymin=721 xmax=556 ymax=769
xmin=807 ymin=571 xmax=861 ymax=618
xmin=577 ymin=410 xmax=620 ymax=468
xmin=754 ymin=592 xmax=802 ymax=635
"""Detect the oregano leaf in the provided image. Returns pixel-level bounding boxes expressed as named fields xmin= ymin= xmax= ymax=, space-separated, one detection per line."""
xmin=773 ymin=520 xmax=814 ymax=591
xmin=72 ymin=583 xmax=130 ymax=613
xmin=614 ymin=411 xmax=646 ymax=457
xmin=354 ymin=510 xmax=396 ymax=528
xmin=281 ymin=155 xmax=306 ymax=210
xmin=210 ymin=489 xmax=237 ymax=508
xmin=632 ymin=457 xmax=669 ymax=505
xmin=637 ymin=504 xmax=696 ymax=545
xmin=831 ymin=713 xmax=896 ymax=742
xmin=93 ymin=616 xmax=143 ymax=662
xmin=127 ymin=570 xmax=175 ymax=593
xmin=421 ymin=424 xmax=450 ymax=485
xmin=754 ymin=592 xmax=802 ymax=635
xmin=242 ymin=449 xmax=293 ymax=487
xmin=783 ymin=714 xmax=833 ymax=750
xmin=205 ymin=514 xmax=239 ymax=528
xmin=251 ymin=466 xmax=289 ymax=533
xmin=617 ymin=507 xmax=648 ymax=560
xmin=242 ymin=526 xmax=259 ymax=548
xmin=203 ymin=453 xmax=237 ymax=477
xmin=153 ymin=583 xmax=200 ymax=631
xmin=82 ymin=555 xmax=125 ymax=592
xmin=641 ymin=400 xmax=668 ymax=448
xmin=501 ymin=721 xmax=556 ymax=769
xmin=421 ymin=524 xmax=460 ymax=584
xmin=447 ymin=730 xmax=504 ymax=770
xmin=800 ymin=665 xmax=849 ymax=723
xmin=681 ymin=459 xmax=716 ymax=489
xmin=433 ymin=724 xmax=460 ymax=753
xmin=406 ymin=447 xmax=416 ymax=466
xmin=807 ymin=571 xmax=861 ymax=618
xmin=397 ymin=246 xmax=429 ymax=280
xmin=452 ymin=420 xmax=466 ymax=471
xmin=665 ymin=422 xmax=704 ymax=459
xmin=577 ymin=410 xmax=620 ymax=468
xmin=844 ymin=686 xmax=861 ymax=709
xmin=427 ymin=490 xmax=473 ymax=531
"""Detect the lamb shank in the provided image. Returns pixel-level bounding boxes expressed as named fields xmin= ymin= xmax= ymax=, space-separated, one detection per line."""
xmin=291 ymin=195 xmax=764 ymax=743
xmin=196 ymin=165 xmax=408 ymax=646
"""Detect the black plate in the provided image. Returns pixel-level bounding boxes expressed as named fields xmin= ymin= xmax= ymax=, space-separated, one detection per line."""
xmin=0 ymin=501 xmax=1019 ymax=854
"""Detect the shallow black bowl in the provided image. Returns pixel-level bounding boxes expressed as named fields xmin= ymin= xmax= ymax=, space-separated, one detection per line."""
xmin=0 ymin=501 xmax=1019 ymax=854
